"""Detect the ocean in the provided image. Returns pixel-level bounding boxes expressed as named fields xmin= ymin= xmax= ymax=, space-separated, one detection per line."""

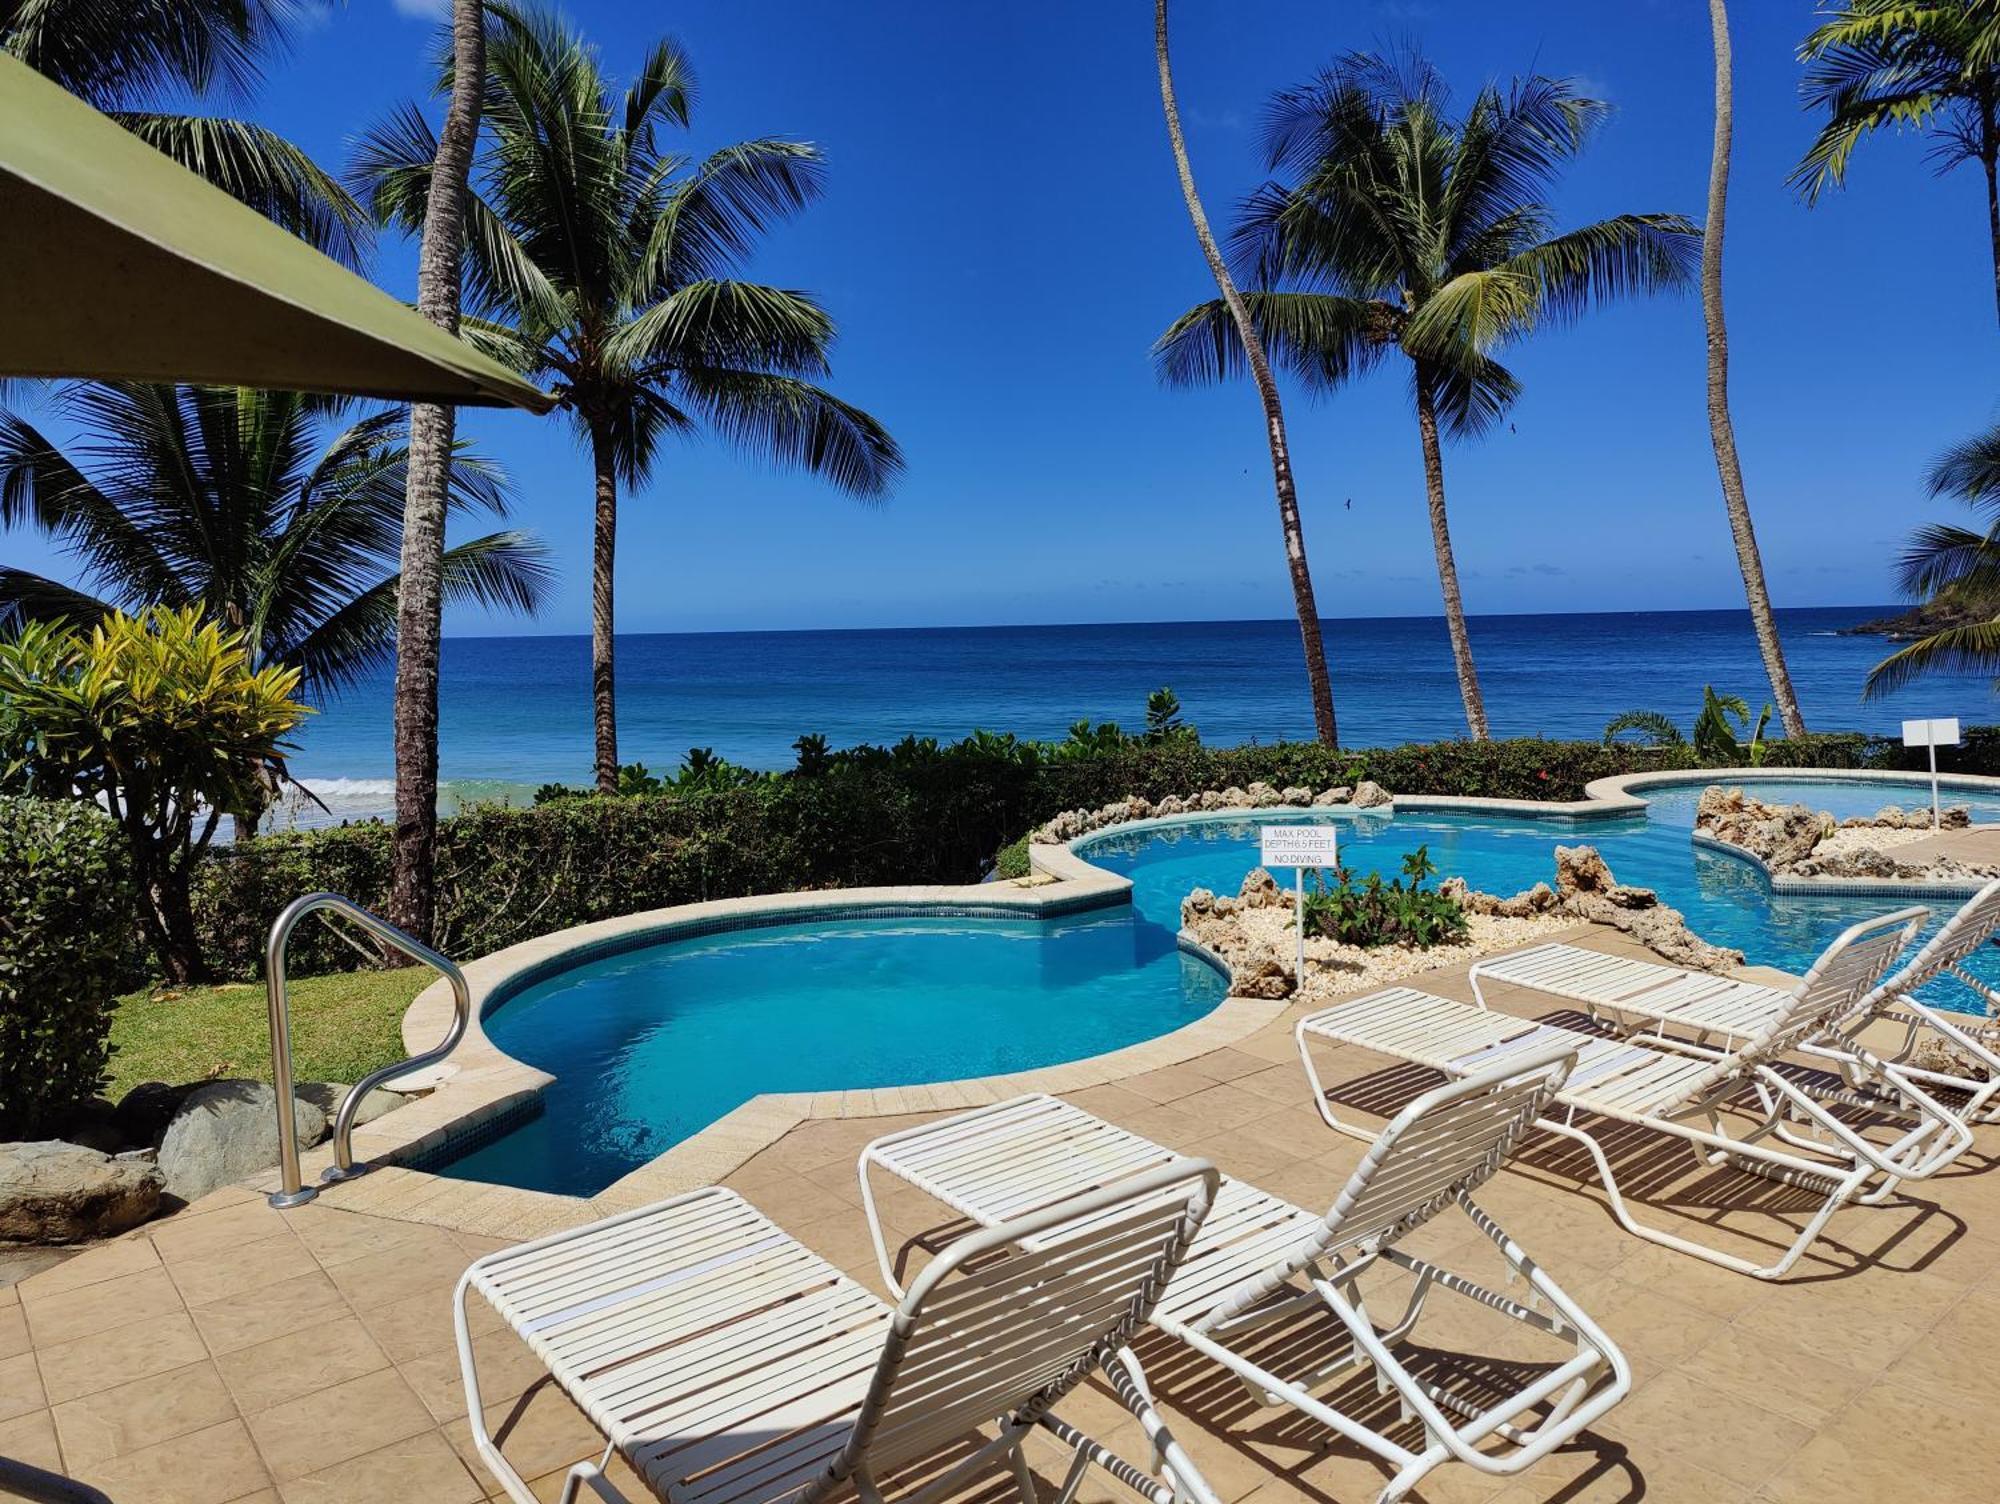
xmin=269 ymin=605 xmax=1994 ymax=828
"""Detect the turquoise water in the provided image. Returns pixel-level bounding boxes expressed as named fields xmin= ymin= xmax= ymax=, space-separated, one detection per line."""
xmin=441 ymin=912 xmax=1224 ymax=1194
xmin=443 ymin=775 xmax=2000 ymax=1196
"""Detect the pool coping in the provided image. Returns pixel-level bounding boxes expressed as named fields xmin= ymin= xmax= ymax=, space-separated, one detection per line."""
xmin=285 ymin=762 xmax=2000 ymax=1233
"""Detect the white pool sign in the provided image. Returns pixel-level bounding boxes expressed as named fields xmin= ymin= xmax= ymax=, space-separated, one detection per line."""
xmin=1260 ymin=825 xmax=1342 ymax=869
xmin=1902 ymin=717 xmax=1961 ymax=828
xmin=1260 ymin=825 xmax=1340 ymax=983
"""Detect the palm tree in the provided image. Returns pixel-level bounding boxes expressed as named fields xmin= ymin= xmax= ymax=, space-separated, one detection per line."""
xmin=1794 ymin=1 xmax=2000 ymax=326
xmin=2 ymin=0 xmax=365 ymax=261
xmin=0 ymin=382 xmax=552 ymax=826
xmin=356 ymin=4 xmax=901 ymax=791
xmin=1865 ymin=419 xmax=2000 ymax=694
xmin=1154 ymin=0 xmax=1337 ymax=746
xmin=1157 ymin=53 xmax=1699 ymax=741
xmin=390 ymin=0 xmax=488 ymax=946
xmin=1707 ymin=0 xmax=1808 ymax=738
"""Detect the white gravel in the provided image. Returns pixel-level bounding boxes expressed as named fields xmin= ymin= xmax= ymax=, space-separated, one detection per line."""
xmin=1227 ymin=904 xmax=1580 ymax=1005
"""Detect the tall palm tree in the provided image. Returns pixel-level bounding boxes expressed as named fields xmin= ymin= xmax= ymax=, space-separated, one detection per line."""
xmin=0 ymin=382 xmax=552 ymax=825
xmin=1156 ymin=54 xmax=1698 ymax=740
xmin=390 ymin=0 xmax=488 ymax=946
xmin=2 ymin=0 xmax=366 ymax=261
xmin=1154 ymin=0 xmax=1337 ymax=746
xmin=1865 ymin=419 xmax=2000 ymax=694
xmin=356 ymin=4 xmax=901 ymax=791
xmin=1794 ymin=1 xmax=2000 ymax=326
xmin=1708 ymin=0 xmax=1807 ymax=738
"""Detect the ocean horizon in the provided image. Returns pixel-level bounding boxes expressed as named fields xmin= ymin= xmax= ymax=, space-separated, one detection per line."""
xmin=265 ymin=604 xmax=1997 ymax=830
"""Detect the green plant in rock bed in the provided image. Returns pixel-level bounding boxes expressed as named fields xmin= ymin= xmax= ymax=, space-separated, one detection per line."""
xmin=0 ymin=797 xmax=137 ymax=1137
xmin=1301 ymin=846 xmax=1468 ymax=950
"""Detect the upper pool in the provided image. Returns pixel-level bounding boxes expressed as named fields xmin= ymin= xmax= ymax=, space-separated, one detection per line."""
xmin=442 ymin=773 xmax=1999 ymax=1196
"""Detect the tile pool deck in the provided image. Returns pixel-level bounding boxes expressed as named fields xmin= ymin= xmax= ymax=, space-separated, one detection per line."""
xmin=6 ymin=923 xmax=2000 ymax=1504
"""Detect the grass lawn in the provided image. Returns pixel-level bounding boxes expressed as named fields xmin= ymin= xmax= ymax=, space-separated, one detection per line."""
xmin=106 ymin=967 xmax=430 ymax=1103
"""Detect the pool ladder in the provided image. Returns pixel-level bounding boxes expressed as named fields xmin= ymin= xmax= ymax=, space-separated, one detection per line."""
xmin=264 ymin=893 xmax=471 ymax=1209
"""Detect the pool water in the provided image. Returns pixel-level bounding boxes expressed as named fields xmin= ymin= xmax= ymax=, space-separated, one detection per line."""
xmin=443 ymin=775 xmax=2000 ymax=1196
xmin=441 ymin=911 xmax=1223 ymax=1194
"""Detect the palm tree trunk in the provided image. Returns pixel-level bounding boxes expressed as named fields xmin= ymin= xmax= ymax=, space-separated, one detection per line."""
xmin=1703 ymin=0 xmax=1807 ymax=739
xmin=590 ymin=423 xmax=620 ymax=792
xmin=1412 ymin=368 xmax=1488 ymax=740
xmin=390 ymin=0 xmax=485 ymax=943
xmin=1982 ymin=119 xmax=1999 ymax=328
xmin=1153 ymin=0 xmax=1337 ymax=747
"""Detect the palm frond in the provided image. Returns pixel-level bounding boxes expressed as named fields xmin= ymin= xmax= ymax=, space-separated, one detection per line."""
xmin=1864 ymin=617 xmax=2000 ymax=697
xmin=1 ymin=0 xmax=292 ymax=109
xmin=116 ymin=112 xmax=369 ymax=267
xmin=1929 ymin=420 xmax=2000 ymax=502
xmin=0 ymin=567 xmax=112 ymax=628
xmin=1153 ymin=292 xmax=1395 ymax=392
xmin=641 ymin=139 xmax=827 ymax=291
xmin=676 ymin=371 xmax=903 ymax=498
xmin=609 ymin=281 xmax=836 ymax=379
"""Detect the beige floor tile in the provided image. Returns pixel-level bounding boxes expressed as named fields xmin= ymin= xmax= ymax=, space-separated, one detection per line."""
xmin=247 ymin=1366 xmax=432 ymax=1482
xmin=191 ymin=1269 xmax=350 ymax=1357
xmin=0 ymin=1304 xmax=26 ymax=1361
xmin=20 ymin=1265 xmax=185 ymax=1346
xmin=275 ymin=1427 xmax=484 ymax=1504
xmin=356 ymin=1278 xmax=502 ymax=1366
xmin=37 ymin=1309 xmax=209 ymax=1405
xmin=0 ymin=1350 xmax=45 ymax=1423
xmin=283 ymin=1205 xmax=442 ymax=1269
xmin=324 ymin=1232 xmax=474 ymax=1313
xmin=0 ymin=1406 xmax=63 ymax=1473
xmin=169 ymin=1230 xmax=323 ymax=1308
xmin=1676 ymin=1323 xmax=1875 ymax=1429
xmin=401 ymin=1327 xmax=548 ymax=1425
xmin=215 ymin=1313 xmax=391 ymax=1416
xmin=72 ymin=1417 xmax=272 ymax=1504
xmin=150 ymin=1200 xmax=293 ymax=1264
xmin=1606 ymin=1370 xmax=1810 ymax=1490
xmin=52 ymin=1356 xmax=236 ymax=1468
xmin=1756 ymin=1387 xmax=1998 ymax=1504
xmin=443 ymin=1383 xmax=602 ymax=1490
xmin=17 ymin=1234 xmax=161 ymax=1298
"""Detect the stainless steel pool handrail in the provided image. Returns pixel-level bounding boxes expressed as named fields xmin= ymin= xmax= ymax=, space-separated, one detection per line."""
xmin=264 ymin=892 xmax=471 ymax=1209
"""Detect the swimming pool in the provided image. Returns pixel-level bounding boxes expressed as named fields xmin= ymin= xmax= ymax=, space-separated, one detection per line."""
xmin=441 ymin=773 xmax=2000 ymax=1196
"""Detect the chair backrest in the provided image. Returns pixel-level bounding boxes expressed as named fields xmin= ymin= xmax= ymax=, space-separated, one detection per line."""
xmin=1200 ymin=1044 xmax=1572 ymax=1330
xmin=1699 ymin=905 xmax=1927 ymax=1086
xmin=837 ymin=1158 xmax=1218 ymax=1483
xmin=1873 ymin=880 xmax=2000 ymax=1012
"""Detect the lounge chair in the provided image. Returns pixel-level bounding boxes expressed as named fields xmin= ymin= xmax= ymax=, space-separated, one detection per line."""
xmin=456 ymin=1166 xmax=1224 ymax=1504
xmin=857 ymin=1045 xmax=1629 ymax=1504
xmin=1470 ymin=880 xmax=2000 ymax=1129
xmin=1296 ymin=907 xmax=1969 ymax=1280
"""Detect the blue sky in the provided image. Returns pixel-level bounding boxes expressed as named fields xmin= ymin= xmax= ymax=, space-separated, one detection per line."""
xmin=9 ymin=0 xmax=1998 ymax=635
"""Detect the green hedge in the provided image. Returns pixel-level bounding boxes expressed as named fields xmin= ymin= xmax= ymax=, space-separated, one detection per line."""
xmin=0 ymin=798 xmax=137 ymax=1135
xmin=189 ymin=727 xmax=2000 ymax=981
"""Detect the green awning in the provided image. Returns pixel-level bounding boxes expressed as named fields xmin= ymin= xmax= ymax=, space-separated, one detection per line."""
xmin=0 ymin=54 xmax=552 ymax=412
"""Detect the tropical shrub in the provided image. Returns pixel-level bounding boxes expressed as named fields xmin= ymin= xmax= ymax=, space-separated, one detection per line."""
xmin=1302 ymin=848 xmax=1468 ymax=950
xmin=0 ymin=608 xmax=309 ymax=980
xmin=0 ymin=797 xmax=137 ymax=1136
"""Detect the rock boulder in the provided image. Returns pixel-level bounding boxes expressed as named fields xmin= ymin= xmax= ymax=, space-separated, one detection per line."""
xmin=156 ymin=1080 xmax=329 ymax=1205
xmin=0 ymin=1141 xmax=164 ymax=1243
xmin=1350 ymin=781 xmax=1392 ymax=809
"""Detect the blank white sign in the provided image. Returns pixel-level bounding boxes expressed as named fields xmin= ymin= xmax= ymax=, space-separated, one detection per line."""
xmin=1260 ymin=825 xmax=1340 ymax=868
xmin=1902 ymin=717 xmax=1961 ymax=748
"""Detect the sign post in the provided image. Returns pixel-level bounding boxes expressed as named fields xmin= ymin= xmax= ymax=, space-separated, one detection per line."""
xmin=1901 ymin=717 xmax=1962 ymax=829
xmin=1260 ymin=825 xmax=1341 ymax=986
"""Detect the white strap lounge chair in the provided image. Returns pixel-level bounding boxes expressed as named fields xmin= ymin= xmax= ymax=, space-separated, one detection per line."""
xmin=1470 ymin=881 xmax=2000 ymax=1129
xmin=1297 ymin=907 xmax=1969 ymax=1280
xmin=857 ymin=1046 xmax=1629 ymax=1504
xmin=456 ymin=1166 xmax=1224 ymax=1504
